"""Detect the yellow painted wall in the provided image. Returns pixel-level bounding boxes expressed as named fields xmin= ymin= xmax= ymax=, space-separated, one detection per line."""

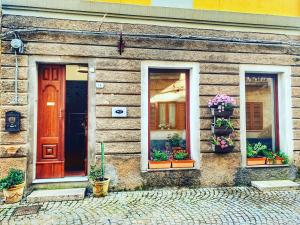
xmin=194 ymin=0 xmax=300 ymax=17
xmin=92 ymin=0 xmax=300 ymax=17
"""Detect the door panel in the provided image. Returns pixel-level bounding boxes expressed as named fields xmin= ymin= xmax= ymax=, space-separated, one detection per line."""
xmin=36 ymin=65 xmax=65 ymax=179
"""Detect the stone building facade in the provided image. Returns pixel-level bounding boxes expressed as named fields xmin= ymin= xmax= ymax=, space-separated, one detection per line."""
xmin=1 ymin=0 xmax=300 ymax=191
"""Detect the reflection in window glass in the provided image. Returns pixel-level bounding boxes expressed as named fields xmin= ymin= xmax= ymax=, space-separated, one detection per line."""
xmin=149 ymin=70 xmax=188 ymax=159
xmin=245 ymin=74 xmax=278 ymax=150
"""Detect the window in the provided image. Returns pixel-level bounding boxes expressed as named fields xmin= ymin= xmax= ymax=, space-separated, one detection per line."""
xmin=245 ymin=74 xmax=279 ymax=150
xmin=149 ymin=69 xmax=189 ymax=157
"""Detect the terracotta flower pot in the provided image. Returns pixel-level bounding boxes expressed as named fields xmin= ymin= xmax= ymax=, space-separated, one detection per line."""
xmin=148 ymin=161 xmax=171 ymax=169
xmin=210 ymin=108 xmax=233 ymax=117
xmin=211 ymin=125 xmax=233 ymax=135
xmin=3 ymin=182 xmax=25 ymax=204
xmin=91 ymin=178 xmax=110 ymax=197
xmin=171 ymin=159 xmax=195 ymax=168
xmin=247 ymin=157 xmax=266 ymax=166
xmin=266 ymin=158 xmax=274 ymax=165
xmin=275 ymin=156 xmax=284 ymax=165
xmin=212 ymin=145 xmax=234 ymax=154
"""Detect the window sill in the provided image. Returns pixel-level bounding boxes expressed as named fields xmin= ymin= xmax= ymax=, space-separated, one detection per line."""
xmin=145 ymin=167 xmax=197 ymax=172
xmin=245 ymin=164 xmax=289 ymax=168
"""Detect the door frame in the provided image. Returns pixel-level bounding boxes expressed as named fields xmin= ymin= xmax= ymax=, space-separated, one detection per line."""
xmin=28 ymin=56 xmax=96 ymax=183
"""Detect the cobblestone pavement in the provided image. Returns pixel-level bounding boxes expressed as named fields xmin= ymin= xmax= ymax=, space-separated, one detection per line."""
xmin=1 ymin=187 xmax=300 ymax=225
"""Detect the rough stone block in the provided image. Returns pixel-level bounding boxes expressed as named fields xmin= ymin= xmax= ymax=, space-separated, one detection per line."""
xmin=0 ymin=157 xmax=27 ymax=178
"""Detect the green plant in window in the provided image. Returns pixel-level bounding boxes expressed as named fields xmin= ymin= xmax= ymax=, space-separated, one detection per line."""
xmin=173 ymin=152 xmax=188 ymax=160
xmin=152 ymin=150 xmax=168 ymax=161
xmin=167 ymin=133 xmax=182 ymax=147
xmin=276 ymin=152 xmax=289 ymax=164
xmin=247 ymin=142 xmax=268 ymax=158
xmin=262 ymin=150 xmax=275 ymax=159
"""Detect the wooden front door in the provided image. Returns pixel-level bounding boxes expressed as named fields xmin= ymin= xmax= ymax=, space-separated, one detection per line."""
xmin=36 ymin=65 xmax=66 ymax=179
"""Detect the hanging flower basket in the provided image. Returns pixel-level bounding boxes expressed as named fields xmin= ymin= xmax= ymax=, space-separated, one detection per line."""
xmin=211 ymin=125 xmax=233 ymax=135
xmin=210 ymin=108 xmax=234 ymax=117
xmin=208 ymin=94 xmax=236 ymax=117
xmin=212 ymin=145 xmax=234 ymax=154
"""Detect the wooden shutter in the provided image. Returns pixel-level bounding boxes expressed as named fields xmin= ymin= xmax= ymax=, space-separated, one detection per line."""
xmin=176 ymin=102 xmax=186 ymax=130
xmin=246 ymin=102 xmax=263 ymax=130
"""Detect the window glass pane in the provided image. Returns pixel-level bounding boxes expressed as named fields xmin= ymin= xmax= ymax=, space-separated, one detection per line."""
xmin=149 ymin=70 xmax=188 ymax=159
xmin=245 ymin=75 xmax=277 ymax=150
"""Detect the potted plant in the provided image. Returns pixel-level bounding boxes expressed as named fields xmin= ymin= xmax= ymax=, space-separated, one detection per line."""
xmin=148 ymin=150 xmax=171 ymax=169
xmin=89 ymin=143 xmax=110 ymax=197
xmin=210 ymin=136 xmax=234 ymax=153
xmin=167 ymin=133 xmax=183 ymax=151
xmin=208 ymin=94 xmax=236 ymax=117
xmin=171 ymin=151 xmax=195 ymax=168
xmin=0 ymin=168 xmax=25 ymax=203
xmin=211 ymin=118 xmax=234 ymax=135
xmin=246 ymin=142 xmax=267 ymax=166
xmin=274 ymin=152 xmax=289 ymax=165
xmin=263 ymin=150 xmax=275 ymax=165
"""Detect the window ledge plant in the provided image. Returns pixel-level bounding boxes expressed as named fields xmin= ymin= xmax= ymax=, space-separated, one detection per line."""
xmin=171 ymin=151 xmax=195 ymax=168
xmin=246 ymin=142 xmax=267 ymax=165
xmin=148 ymin=150 xmax=171 ymax=169
xmin=0 ymin=168 xmax=25 ymax=204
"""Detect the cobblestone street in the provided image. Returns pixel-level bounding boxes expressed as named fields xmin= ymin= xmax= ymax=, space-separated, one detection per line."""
xmin=0 ymin=187 xmax=300 ymax=225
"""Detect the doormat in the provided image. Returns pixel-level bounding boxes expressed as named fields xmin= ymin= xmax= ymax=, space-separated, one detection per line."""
xmin=13 ymin=205 xmax=41 ymax=216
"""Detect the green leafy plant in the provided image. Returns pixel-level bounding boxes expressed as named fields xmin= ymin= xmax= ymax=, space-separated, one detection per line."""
xmin=214 ymin=118 xmax=234 ymax=130
xmin=167 ymin=133 xmax=182 ymax=148
xmin=173 ymin=152 xmax=188 ymax=160
xmin=0 ymin=168 xmax=25 ymax=190
xmin=276 ymin=152 xmax=289 ymax=164
xmin=247 ymin=142 xmax=268 ymax=158
xmin=263 ymin=150 xmax=275 ymax=159
xmin=89 ymin=165 xmax=105 ymax=181
xmin=152 ymin=150 xmax=168 ymax=161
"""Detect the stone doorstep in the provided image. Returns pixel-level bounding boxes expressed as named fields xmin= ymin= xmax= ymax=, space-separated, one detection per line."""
xmin=251 ymin=180 xmax=300 ymax=191
xmin=27 ymin=188 xmax=86 ymax=203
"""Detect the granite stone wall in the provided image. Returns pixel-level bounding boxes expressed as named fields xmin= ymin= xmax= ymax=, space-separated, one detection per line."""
xmin=1 ymin=14 xmax=300 ymax=189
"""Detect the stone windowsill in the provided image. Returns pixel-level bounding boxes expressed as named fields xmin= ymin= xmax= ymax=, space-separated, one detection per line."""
xmin=245 ymin=164 xmax=289 ymax=168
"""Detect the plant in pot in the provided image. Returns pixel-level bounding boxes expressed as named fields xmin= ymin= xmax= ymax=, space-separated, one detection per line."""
xmin=208 ymin=94 xmax=236 ymax=117
xmin=211 ymin=118 xmax=234 ymax=135
xmin=246 ymin=142 xmax=267 ymax=166
xmin=210 ymin=136 xmax=234 ymax=153
xmin=89 ymin=143 xmax=110 ymax=197
xmin=167 ymin=133 xmax=183 ymax=152
xmin=171 ymin=151 xmax=195 ymax=168
xmin=148 ymin=150 xmax=171 ymax=169
xmin=263 ymin=149 xmax=276 ymax=165
xmin=0 ymin=168 xmax=25 ymax=204
xmin=274 ymin=152 xmax=289 ymax=165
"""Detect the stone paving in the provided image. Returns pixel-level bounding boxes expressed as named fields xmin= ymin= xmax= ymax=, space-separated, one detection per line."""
xmin=0 ymin=187 xmax=300 ymax=225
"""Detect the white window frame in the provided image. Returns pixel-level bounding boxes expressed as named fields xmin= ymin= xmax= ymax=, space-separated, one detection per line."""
xmin=141 ymin=61 xmax=200 ymax=172
xmin=240 ymin=65 xmax=293 ymax=167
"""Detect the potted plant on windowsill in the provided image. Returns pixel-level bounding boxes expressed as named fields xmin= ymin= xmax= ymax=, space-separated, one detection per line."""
xmin=274 ymin=152 xmax=289 ymax=165
xmin=246 ymin=142 xmax=267 ymax=166
xmin=171 ymin=151 xmax=195 ymax=168
xmin=0 ymin=168 xmax=25 ymax=204
xmin=167 ymin=133 xmax=183 ymax=152
xmin=263 ymin=150 xmax=276 ymax=165
xmin=211 ymin=118 xmax=234 ymax=135
xmin=89 ymin=143 xmax=110 ymax=197
xmin=148 ymin=150 xmax=171 ymax=169
xmin=210 ymin=136 xmax=234 ymax=154
xmin=208 ymin=94 xmax=236 ymax=117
